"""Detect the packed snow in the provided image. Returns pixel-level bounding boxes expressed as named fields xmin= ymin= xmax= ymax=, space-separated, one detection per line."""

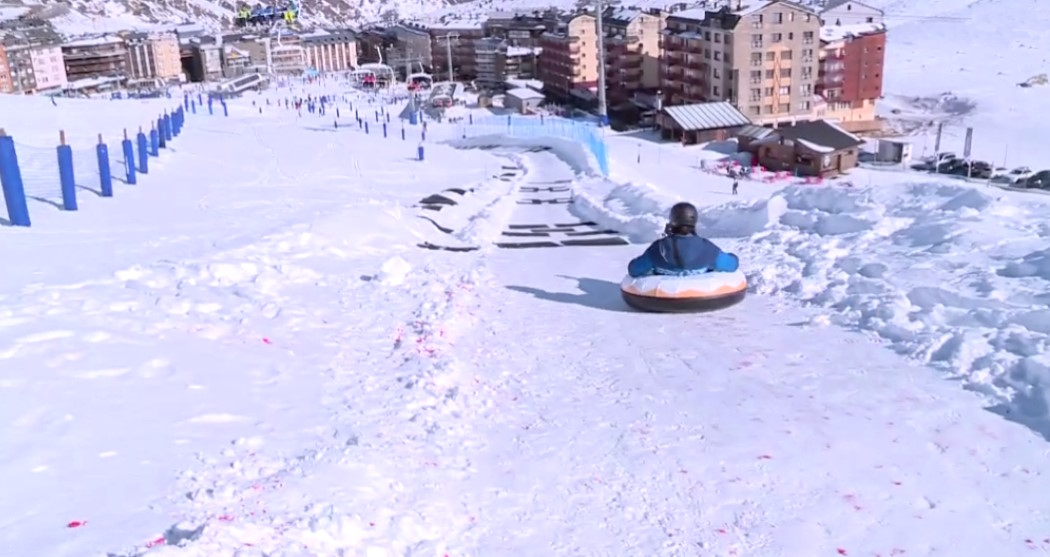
xmin=4 ymin=77 xmax=1050 ymax=556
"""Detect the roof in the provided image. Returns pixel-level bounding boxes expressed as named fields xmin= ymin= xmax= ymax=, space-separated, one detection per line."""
xmin=821 ymin=22 xmax=886 ymax=42
xmin=822 ymin=0 xmax=882 ymax=13
xmin=506 ymin=87 xmax=544 ymax=101
xmin=766 ymin=119 xmax=864 ymax=152
xmin=661 ymin=102 xmax=751 ymax=131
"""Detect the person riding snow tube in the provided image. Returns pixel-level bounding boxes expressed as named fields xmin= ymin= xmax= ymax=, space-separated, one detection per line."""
xmin=621 ymin=201 xmax=747 ymax=313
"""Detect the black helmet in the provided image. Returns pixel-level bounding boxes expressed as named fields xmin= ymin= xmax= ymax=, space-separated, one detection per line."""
xmin=667 ymin=202 xmax=698 ymax=232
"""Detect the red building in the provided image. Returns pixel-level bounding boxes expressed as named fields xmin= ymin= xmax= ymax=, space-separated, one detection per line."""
xmin=816 ymin=24 xmax=886 ymax=131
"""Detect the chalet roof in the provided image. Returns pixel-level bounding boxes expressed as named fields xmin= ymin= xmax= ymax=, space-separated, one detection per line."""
xmin=765 ymin=119 xmax=864 ymax=152
xmin=662 ymin=102 xmax=751 ymax=131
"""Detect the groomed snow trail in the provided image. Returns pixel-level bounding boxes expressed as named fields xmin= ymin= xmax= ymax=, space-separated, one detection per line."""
xmin=432 ymin=150 xmax=1050 ymax=556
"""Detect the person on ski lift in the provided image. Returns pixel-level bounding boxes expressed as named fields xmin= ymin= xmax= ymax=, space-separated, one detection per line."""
xmin=627 ymin=202 xmax=740 ymax=278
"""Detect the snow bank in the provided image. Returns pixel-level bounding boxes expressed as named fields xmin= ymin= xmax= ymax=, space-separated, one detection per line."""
xmin=726 ymin=182 xmax=1050 ymax=438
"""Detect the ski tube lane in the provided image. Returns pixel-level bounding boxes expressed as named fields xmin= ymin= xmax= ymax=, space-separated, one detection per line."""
xmin=496 ymin=148 xmax=628 ymax=249
xmin=436 ymin=153 xmax=1050 ymax=556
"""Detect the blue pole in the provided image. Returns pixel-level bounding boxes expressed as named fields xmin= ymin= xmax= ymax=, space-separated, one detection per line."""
xmin=122 ymin=136 xmax=137 ymax=185
xmin=422 ymin=130 xmax=426 ymax=142
xmin=401 ymin=128 xmax=405 ymax=140
xmin=149 ymin=128 xmax=159 ymax=155
xmin=417 ymin=144 xmax=425 ymax=161
xmin=222 ymin=101 xmax=228 ymax=117
xmin=163 ymin=114 xmax=172 ymax=142
xmin=56 ymin=139 xmax=77 ymax=210
xmin=208 ymin=99 xmax=214 ymax=115
xmin=96 ymin=140 xmax=113 ymax=197
xmin=383 ymin=122 xmax=387 ymax=138
xmin=137 ymin=130 xmax=149 ymax=173
xmin=157 ymin=118 xmax=166 ymax=149
xmin=198 ymin=93 xmax=203 ymax=105
xmin=0 ymin=135 xmax=31 ymax=227
xmin=172 ymin=111 xmax=180 ymax=137
xmin=183 ymin=94 xmax=189 ymax=110
xmin=365 ymin=122 xmax=369 ymax=134
xmin=191 ymin=100 xmax=197 ymax=114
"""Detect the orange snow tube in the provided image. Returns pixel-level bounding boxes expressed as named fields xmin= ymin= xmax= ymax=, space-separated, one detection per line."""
xmin=620 ymin=270 xmax=748 ymax=313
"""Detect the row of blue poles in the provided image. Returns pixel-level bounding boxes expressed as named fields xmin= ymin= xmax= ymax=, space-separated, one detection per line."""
xmin=0 ymin=107 xmax=185 ymax=227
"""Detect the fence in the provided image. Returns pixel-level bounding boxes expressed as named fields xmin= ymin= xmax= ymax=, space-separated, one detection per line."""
xmin=0 ymin=92 xmax=229 ymax=228
xmin=456 ymin=113 xmax=610 ymax=177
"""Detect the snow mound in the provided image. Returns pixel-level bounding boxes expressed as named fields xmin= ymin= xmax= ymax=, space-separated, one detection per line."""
xmin=716 ymin=181 xmax=1050 ymax=438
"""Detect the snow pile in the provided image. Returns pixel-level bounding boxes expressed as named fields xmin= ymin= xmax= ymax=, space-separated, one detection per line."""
xmin=723 ymin=182 xmax=1050 ymax=437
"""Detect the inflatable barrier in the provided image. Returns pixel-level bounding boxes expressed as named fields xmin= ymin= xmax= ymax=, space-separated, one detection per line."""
xmin=620 ymin=270 xmax=747 ymax=313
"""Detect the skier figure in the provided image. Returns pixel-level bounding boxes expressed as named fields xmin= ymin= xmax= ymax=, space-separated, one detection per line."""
xmin=627 ymin=202 xmax=740 ymax=278
xmin=732 ymin=181 xmax=739 ymax=195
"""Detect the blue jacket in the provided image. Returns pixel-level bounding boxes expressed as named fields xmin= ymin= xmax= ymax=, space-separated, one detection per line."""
xmin=628 ymin=234 xmax=739 ymax=278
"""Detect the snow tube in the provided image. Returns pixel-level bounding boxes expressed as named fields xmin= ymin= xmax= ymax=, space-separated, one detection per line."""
xmin=620 ymin=270 xmax=747 ymax=313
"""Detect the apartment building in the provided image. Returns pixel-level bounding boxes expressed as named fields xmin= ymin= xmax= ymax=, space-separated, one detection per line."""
xmin=427 ymin=21 xmax=485 ymax=81
xmin=537 ymin=13 xmax=598 ymax=99
xmin=0 ymin=44 xmax=12 ymax=93
xmin=30 ymin=43 xmax=66 ymax=90
xmin=603 ymin=8 xmax=663 ymax=106
xmin=820 ymin=0 xmax=884 ymax=26
xmin=62 ymin=35 xmax=128 ymax=82
xmin=483 ymin=10 xmax=558 ymax=48
xmin=124 ymin=31 xmax=181 ymax=82
xmin=815 ymin=23 xmax=885 ymax=131
xmin=661 ymin=1 xmax=821 ymax=125
xmin=302 ymin=29 xmax=358 ymax=72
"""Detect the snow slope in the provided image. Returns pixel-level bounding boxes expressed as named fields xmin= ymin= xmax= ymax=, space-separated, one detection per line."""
xmin=3 ymin=79 xmax=1050 ymax=556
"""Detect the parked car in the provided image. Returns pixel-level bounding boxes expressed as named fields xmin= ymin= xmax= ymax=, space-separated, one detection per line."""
xmin=1023 ymin=170 xmax=1050 ymax=189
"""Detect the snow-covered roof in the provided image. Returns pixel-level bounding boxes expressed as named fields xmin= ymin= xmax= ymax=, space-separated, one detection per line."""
xmin=506 ymin=87 xmax=544 ymax=101
xmin=821 ymin=22 xmax=886 ymax=42
xmin=505 ymin=77 xmax=543 ymax=91
xmin=506 ymin=46 xmax=539 ymax=57
xmin=662 ymin=101 xmax=752 ymax=131
xmin=64 ymin=35 xmax=123 ymax=48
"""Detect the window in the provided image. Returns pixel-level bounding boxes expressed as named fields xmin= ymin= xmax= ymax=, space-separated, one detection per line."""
xmin=764 ymin=105 xmax=774 ymax=114
xmin=799 ymin=101 xmax=811 ymax=111
xmin=778 ymin=86 xmax=789 ymax=95
xmin=764 ymin=86 xmax=774 ymax=96
xmin=713 ymin=68 xmax=721 ymax=78
xmin=712 ymin=85 xmax=720 ymax=96
xmin=750 ymin=105 xmax=761 ymax=115
xmin=780 ymin=68 xmax=792 ymax=78
xmin=714 ymin=33 xmax=722 ymax=43
xmin=771 ymin=32 xmax=782 ymax=42
xmin=788 ymin=32 xmax=794 ymax=40
xmin=750 ymin=52 xmax=762 ymax=66
xmin=704 ymin=31 xmax=711 ymax=40
xmin=751 ymin=34 xmax=763 ymax=48
xmin=750 ymin=69 xmax=762 ymax=82
xmin=773 ymin=12 xmax=783 ymax=23
xmin=750 ymin=88 xmax=762 ymax=101
xmin=866 ymin=16 xmax=874 ymax=23
xmin=781 ymin=50 xmax=792 ymax=60
xmin=800 ymin=83 xmax=812 ymax=95
xmin=802 ymin=31 xmax=814 ymax=45
xmin=766 ymin=52 xmax=775 ymax=61
xmin=765 ymin=70 xmax=774 ymax=79
xmin=779 ymin=103 xmax=790 ymax=113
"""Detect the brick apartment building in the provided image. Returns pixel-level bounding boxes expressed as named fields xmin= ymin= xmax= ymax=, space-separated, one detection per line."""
xmin=537 ymin=13 xmax=598 ymax=100
xmin=0 ymin=44 xmax=11 ymax=93
xmin=815 ymin=22 xmax=885 ymax=131
xmin=661 ymin=0 xmax=822 ymax=125
xmin=602 ymin=8 xmax=663 ymax=106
